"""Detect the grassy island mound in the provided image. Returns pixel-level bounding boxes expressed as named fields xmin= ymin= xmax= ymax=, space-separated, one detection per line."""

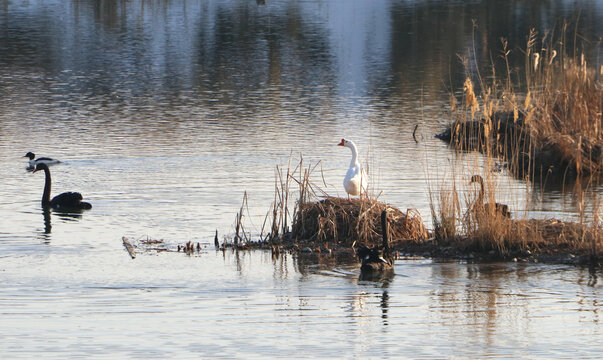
xmin=424 ymin=215 xmax=602 ymax=266
xmin=291 ymin=197 xmax=428 ymax=247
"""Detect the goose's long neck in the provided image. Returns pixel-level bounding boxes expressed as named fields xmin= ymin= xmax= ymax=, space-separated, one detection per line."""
xmin=381 ymin=210 xmax=389 ymax=252
xmin=476 ymin=178 xmax=484 ymax=205
xmin=348 ymin=143 xmax=359 ymax=168
xmin=41 ymin=166 xmax=51 ymax=206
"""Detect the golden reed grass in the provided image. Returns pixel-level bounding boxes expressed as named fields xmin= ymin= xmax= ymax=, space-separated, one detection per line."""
xmin=432 ymin=24 xmax=602 ymax=260
xmin=292 ymin=197 xmax=428 ymax=247
xmin=449 ymin=25 xmax=602 ymax=180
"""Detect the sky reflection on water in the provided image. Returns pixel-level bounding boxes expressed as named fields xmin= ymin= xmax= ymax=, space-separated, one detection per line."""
xmin=0 ymin=0 xmax=601 ymax=358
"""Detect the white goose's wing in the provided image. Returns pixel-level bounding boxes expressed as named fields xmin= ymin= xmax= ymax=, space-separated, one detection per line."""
xmin=344 ymin=164 xmax=365 ymax=196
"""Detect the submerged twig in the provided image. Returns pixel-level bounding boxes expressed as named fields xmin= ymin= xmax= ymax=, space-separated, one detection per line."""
xmin=412 ymin=124 xmax=419 ymax=143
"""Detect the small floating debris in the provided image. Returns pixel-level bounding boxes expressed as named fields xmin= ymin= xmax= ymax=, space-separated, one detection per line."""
xmin=121 ymin=235 xmax=171 ymax=255
xmin=139 ymin=237 xmax=165 ymax=245
xmin=122 ymin=236 xmax=136 ymax=259
xmin=177 ymin=240 xmax=202 ymax=255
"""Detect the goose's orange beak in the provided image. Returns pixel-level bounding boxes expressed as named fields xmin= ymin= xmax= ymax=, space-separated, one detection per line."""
xmin=337 ymin=139 xmax=345 ymax=146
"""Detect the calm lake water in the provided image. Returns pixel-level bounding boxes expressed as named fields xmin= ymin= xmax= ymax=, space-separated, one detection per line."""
xmin=0 ymin=0 xmax=601 ymax=358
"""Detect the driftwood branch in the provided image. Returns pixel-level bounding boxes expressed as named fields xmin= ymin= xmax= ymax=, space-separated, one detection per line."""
xmin=122 ymin=236 xmax=136 ymax=259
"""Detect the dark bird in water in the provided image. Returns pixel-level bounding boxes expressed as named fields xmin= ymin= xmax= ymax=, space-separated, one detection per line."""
xmin=470 ymin=175 xmax=510 ymax=218
xmin=24 ymin=152 xmax=61 ymax=169
xmin=33 ymin=163 xmax=92 ymax=210
xmin=354 ymin=210 xmax=394 ymax=272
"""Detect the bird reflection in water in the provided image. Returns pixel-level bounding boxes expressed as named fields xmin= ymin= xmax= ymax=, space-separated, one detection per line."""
xmin=587 ymin=266 xmax=598 ymax=287
xmin=381 ymin=290 xmax=390 ymax=324
xmin=358 ymin=268 xmax=395 ymax=282
xmin=40 ymin=207 xmax=84 ymax=237
xmin=358 ymin=271 xmax=393 ymax=326
xmin=42 ymin=207 xmax=51 ymax=234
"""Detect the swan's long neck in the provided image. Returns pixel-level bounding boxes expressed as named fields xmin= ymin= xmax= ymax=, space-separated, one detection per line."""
xmin=41 ymin=166 xmax=51 ymax=206
xmin=347 ymin=142 xmax=359 ymax=168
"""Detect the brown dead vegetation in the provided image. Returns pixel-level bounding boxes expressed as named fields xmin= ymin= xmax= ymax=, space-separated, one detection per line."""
xmin=428 ymin=25 xmax=601 ymax=266
xmin=222 ymin=157 xmax=429 ymax=257
xmin=291 ymin=197 xmax=428 ymax=247
xmin=437 ymin=26 xmax=602 ymax=181
xmin=423 ymin=218 xmax=602 ymax=265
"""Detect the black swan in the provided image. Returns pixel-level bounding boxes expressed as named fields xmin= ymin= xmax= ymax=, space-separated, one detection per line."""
xmin=24 ymin=152 xmax=61 ymax=169
xmin=470 ymin=175 xmax=510 ymax=218
xmin=354 ymin=210 xmax=394 ymax=272
xmin=33 ymin=163 xmax=92 ymax=210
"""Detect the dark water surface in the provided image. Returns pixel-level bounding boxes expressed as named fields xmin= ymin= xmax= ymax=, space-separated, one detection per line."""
xmin=0 ymin=0 xmax=601 ymax=358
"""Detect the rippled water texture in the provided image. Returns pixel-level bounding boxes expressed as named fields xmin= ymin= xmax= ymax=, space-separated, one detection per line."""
xmin=0 ymin=0 xmax=601 ymax=358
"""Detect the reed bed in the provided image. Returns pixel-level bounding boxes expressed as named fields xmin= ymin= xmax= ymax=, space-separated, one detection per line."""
xmin=439 ymin=25 xmax=602 ymax=181
xmin=430 ymin=24 xmax=602 ymax=265
xmin=280 ymin=157 xmax=428 ymax=249
xmin=428 ymin=173 xmax=602 ymax=264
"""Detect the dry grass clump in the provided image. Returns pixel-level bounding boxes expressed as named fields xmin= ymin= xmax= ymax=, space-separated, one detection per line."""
xmin=463 ymin=211 xmax=538 ymax=255
xmin=495 ymin=218 xmax=602 ymax=261
xmin=432 ymin=194 xmax=603 ymax=259
xmin=239 ymin=155 xmax=431 ymax=251
xmin=463 ymin=217 xmax=602 ymax=256
xmin=531 ymin=218 xmax=602 ymax=252
xmin=292 ymin=197 xmax=428 ymax=247
xmin=429 ymin=183 xmax=461 ymax=240
xmin=430 ymin=175 xmax=518 ymax=254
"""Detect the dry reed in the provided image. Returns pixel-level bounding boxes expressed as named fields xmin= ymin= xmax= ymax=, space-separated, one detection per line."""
xmin=282 ymin=155 xmax=428 ymax=247
xmin=292 ymin=197 xmax=428 ymax=247
xmin=431 ymin=24 xmax=602 ymax=262
xmin=440 ymin=24 xmax=602 ymax=181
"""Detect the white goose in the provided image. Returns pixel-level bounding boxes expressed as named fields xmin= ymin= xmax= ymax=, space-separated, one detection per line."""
xmin=338 ymin=138 xmax=367 ymax=198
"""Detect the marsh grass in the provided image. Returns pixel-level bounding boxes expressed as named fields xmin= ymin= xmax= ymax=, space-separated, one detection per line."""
xmin=431 ymin=24 xmax=602 ymax=261
xmin=428 ymin=180 xmax=460 ymax=240
xmin=447 ymin=25 xmax=602 ymax=181
xmin=292 ymin=197 xmax=428 ymax=247
xmin=429 ymin=169 xmax=602 ymax=260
